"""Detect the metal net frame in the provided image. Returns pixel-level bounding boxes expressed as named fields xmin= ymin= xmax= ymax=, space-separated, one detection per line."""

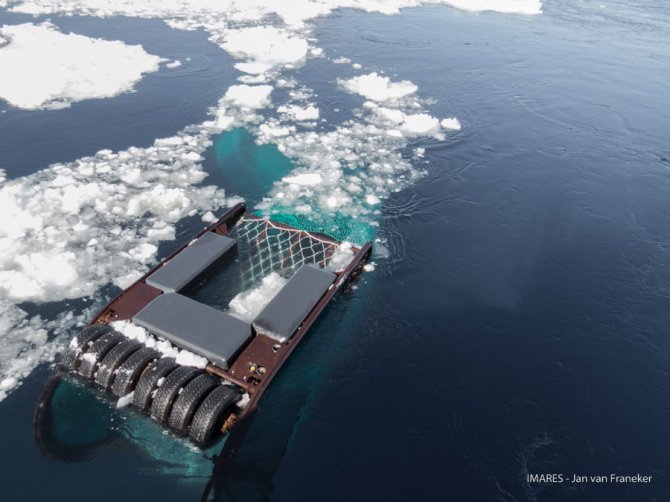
xmin=231 ymin=217 xmax=340 ymax=287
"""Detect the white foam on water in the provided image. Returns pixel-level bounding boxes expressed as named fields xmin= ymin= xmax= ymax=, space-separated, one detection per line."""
xmin=229 ymin=272 xmax=287 ymax=322
xmin=0 ymin=22 xmax=163 ymax=110
xmin=0 ymin=0 xmax=540 ymax=402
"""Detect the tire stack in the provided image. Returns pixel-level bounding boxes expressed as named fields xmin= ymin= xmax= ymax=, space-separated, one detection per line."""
xmin=65 ymin=323 xmax=243 ymax=445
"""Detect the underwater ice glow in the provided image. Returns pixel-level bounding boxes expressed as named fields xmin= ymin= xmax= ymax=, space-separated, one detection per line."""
xmin=0 ymin=0 xmax=541 ymax=398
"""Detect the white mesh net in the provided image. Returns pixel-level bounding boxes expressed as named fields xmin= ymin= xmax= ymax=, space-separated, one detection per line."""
xmin=232 ymin=217 xmax=340 ymax=287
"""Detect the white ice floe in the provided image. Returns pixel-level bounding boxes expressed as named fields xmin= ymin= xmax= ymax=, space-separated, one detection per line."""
xmin=278 ymin=104 xmax=320 ymax=121
xmin=165 ymin=59 xmax=181 ymax=69
xmin=339 ymin=72 xmax=418 ymax=102
xmin=401 ymin=113 xmax=441 ymax=137
xmin=229 ymin=272 xmax=287 ymax=321
xmin=223 ymin=84 xmax=273 ymax=110
xmin=282 ymin=173 xmax=323 ymax=186
xmin=222 ymin=26 xmax=308 ymax=70
xmin=0 ymin=22 xmax=162 ymax=110
xmin=441 ymin=117 xmax=462 ymax=131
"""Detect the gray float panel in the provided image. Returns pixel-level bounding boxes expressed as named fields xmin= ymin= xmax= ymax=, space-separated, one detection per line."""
xmin=133 ymin=293 xmax=252 ymax=369
xmin=146 ymin=232 xmax=236 ymax=293
xmin=253 ymin=264 xmax=336 ymax=342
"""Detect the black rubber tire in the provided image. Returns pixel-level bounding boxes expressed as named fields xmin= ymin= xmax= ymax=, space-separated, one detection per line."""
xmin=77 ymin=331 xmax=125 ymax=379
xmin=111 ymin=347 xmax=160 ymax=397
xmin=189 ymin=385 xmax=242 ymax=445
xmin=150 ymin=366 xmax=202 ymax=424
xmin=132 ymin=358 xmax=179 ymax=413
xmin=167 ymin=373 xmax=220 ymax=434
xmin=94 ymin=339 xmax=143 ymax=391
xmin=64 ymin=324 xmax=112 ymax=370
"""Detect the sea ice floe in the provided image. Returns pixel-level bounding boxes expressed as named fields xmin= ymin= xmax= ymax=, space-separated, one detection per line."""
xmin=222 ymin=84 xmax=273 ymax=110
xmin=282 ymin=173 xmax=323 ymax=186
xmin=222 ymin=26 xmax=308 ymax=70
xmin=339 ymin=72 xmax=418 ymax=103
xmin=401 ymin=113 xmax=441 ymax=137
xmin=0 ymin=22 xmax=163 ymax=110
xmin=441 ymin=117 xmax=462 ymax=131
xmin=278 ymin=104 xmax=320 ymax=121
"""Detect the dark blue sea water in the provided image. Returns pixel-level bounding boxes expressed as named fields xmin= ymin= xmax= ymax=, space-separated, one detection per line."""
xmin=2 ymin=1 xmax=670 ymax=501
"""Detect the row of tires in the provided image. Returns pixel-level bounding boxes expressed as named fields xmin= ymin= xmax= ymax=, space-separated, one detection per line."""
xmin=65 ymin=323 xmax=242 ymax=445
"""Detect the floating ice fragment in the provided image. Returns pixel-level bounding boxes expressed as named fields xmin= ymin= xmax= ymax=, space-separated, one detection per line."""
xmin=441 ymin=117 xmax=462 ymax=131
xmin=339 ymin=72 xmax=417 ymax=102
xmin=401 ymin=113 xmax=441 ymax=137
xmin=222 ymin=27 xmax=308 ymax=69
xmin=278 ymin=104 xmax=320 ymax=121
xmin=0 ymin=23 xmax=162 ymax=110
xmin=282 ymin=173 xmax=322 ymax=186
xmin=0 ymin=377 xmax=17 ymax=392
xmin=223 ymin=84 xmax=273 ymax=109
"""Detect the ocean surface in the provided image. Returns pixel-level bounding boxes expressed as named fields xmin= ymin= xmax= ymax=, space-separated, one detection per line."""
xmin=1 ymin=1 xmax=670 ymax=501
